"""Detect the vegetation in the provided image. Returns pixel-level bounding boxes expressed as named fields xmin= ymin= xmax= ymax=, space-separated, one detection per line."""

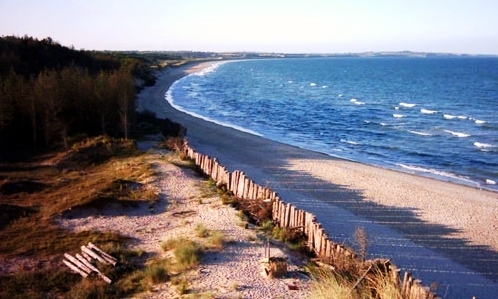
xmin=0 ymin=136 xmax=162 ymax=298
xmin=161 ymin=237 xmax=204 ymax=271
xmin=0 ymin=35 xmax=189 ymax=158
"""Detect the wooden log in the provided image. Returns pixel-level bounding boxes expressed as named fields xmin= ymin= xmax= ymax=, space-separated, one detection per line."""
xmin=75 ymin=253 xmax=112 ymax=284
xmin=81 ymin=245 xmax=109 ymax=265
xmin=88 ymin=242 xmax=117 ymax=265
xmin=81 ymin=251 xmax=93 ymax=262
xmin=63 ymin=259 xmax=89 ymax=277
xmin=64 ymin=253 xmax=92 ymax=274
xmin=76 ymin=253 xmax=99 ymax=273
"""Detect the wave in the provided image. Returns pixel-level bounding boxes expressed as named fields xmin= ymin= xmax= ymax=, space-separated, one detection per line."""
xmin=409 ymin=130 xmax=432 ymax=136
xmin=474 ymin=142 xmax=496 ymax=149
xmin=192 ymin=61 xmax=229 ymax=77
xmin=474 ymin=119 xmax=486 ymax=124
xmin=420 ymin=108 xmax=438 ymax=114
xmin=310 ymin=83 xmax=317 ymax=86
xmin=443 ymin=114 xmax=456 ymax=120
xmin=393 ymin=114 xmax=405 ymax=118
xmin=340 ymin=139 xmax=359 ymax=145
xmin=165 ymin=82 xmax=262 ymax=137
xmin=350 ymin=98 xmax=365 ymax=105
xmin=399 ymin=102 xmax=416 ymax=108
xmin=396 ymin=163 xmax=480 ymax=187
xmin=486 ymin=179 xmax=497 ymax=185
xmin=444 ymin=130 xmax=471 ymax=138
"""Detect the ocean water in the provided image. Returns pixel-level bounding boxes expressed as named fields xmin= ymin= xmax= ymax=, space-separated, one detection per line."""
xmin=168 ymin=57 xmax=498 ymax=191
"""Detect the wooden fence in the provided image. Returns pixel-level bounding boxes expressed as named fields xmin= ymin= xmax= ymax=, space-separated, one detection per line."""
xmin=183 ymin=141 xmax=438 ymax=299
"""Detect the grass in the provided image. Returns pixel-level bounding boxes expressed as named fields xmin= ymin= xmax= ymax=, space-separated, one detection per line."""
xmin=161 ymin=237 xmax=204 ymax=271
xmin=308 ymin=265 xmax=403 ymax=299
xmin=0 ymin=136 xmax=166 ymax=298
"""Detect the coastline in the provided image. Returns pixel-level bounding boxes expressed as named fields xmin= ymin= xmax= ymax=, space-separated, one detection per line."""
xmin=137 ymin=61 xmax=498 ymax=298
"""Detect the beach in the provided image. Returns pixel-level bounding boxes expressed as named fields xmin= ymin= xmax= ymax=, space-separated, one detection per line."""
xmin=137 ymin=61 xmax=498 ymax=298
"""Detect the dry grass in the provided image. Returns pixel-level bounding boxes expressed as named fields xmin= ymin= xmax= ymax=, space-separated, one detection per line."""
xmin=0 ymin=136 xmax=161 ymax=298
xmin=161 ymin=237 xmax=204 ymax=271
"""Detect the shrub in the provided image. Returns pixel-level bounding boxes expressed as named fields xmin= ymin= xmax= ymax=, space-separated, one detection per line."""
xmin=161 ymin=237 xmax=203 ymax=271
xmin=195 ymin=223 xmax=209 ymax=238
xmin=205 ymin=231 xmax=225 ymax=250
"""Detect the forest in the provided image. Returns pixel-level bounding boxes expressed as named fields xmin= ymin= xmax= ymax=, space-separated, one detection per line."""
xmin=0 ymin=35 xmax=162 ymax=159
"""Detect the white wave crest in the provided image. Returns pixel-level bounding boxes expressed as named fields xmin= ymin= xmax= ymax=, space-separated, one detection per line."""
xmin=192 ymin=61 xmax=228 ymax=77
xmin=444 ymin=130 xmax=470 ymax=138
xmin=420 ymin=108 xmax=438 ymax=114
xmin=486 ymin=179 xmax=497 ymax=185
xmin=409 ymin=130 xmax=432 ymax=136
xmin=474 ymin=119 xmax=486 ymax=124
xmin=322 ymin=85 xmax=328 ymax=88
xmin=310 ymin=83 xmax=317 ymax=86
xmin=474 ymin=142 xmax=495 ymax=148
xmin=340 ymin=139 xmax=359 ymax=145
xmin=393 ymin=114 xmax=405 ymax=118
xmin=443 ymin=114 xmax=456 ymax=120
xmin=399 ymin=102 xmax=416 ymax=108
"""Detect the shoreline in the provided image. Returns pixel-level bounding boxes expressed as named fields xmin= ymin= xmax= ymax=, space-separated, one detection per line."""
xmin=137 ymin=61 xmax=498 ymax=298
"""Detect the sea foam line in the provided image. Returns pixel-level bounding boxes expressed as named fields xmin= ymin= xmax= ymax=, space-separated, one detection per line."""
xmin=444 ymin=130 xmax=470 ymax=138
xmin=399 ymin=102 xmax=416 ymax=108
xmin=420 ymin=108 xmax=438 ymax=114
xmin=409 ymin=130 xmax=432 ymax=136
xmin=165 ymin=81 xmax=262 ymax=137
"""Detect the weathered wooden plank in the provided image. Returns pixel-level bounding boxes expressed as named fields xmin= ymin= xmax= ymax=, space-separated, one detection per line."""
xmin=76 ymin=253 xmax=99 ymax=273
xmin=81 ymin=245 xmax=108 ymax=265
xmin=63 ymin=259 xmax=89 ymax=278
xmin=88 ymin=242 xmax=117 ymax=266
xmin=64 ymin=253 xmax=92 ymax=274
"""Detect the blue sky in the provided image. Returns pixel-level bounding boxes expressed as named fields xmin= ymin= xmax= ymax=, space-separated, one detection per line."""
xmin=1 ymin=0 xmax=497 ymax=54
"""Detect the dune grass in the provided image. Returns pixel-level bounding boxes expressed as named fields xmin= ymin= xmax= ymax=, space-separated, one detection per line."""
xmin=0 ymin=136 xmax=164 ymax=298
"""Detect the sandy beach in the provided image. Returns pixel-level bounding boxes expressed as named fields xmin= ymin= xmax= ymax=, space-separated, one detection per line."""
xmin=137 ymin=61 xmax=498 ymax=298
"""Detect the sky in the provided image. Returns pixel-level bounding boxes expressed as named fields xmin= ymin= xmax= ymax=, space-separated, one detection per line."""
xmin=1 ymin=0 xmax=497 ymax=54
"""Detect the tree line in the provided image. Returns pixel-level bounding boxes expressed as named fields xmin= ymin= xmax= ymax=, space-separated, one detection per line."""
xmin=0 ymin=35 xmax=157 ymax=157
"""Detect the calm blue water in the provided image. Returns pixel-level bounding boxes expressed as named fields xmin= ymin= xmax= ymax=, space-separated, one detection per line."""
xmin=168 ymin=57 xmax=498 ymax=191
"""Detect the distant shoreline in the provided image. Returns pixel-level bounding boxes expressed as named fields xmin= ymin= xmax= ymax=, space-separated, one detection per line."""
xmin=137 ymin=61 xmax=498 ymax=298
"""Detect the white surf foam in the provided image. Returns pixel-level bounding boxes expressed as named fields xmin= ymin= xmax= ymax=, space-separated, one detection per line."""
xmin=443 ymin=114 xmax=456 ymax=120
xmin=393 ymin=114 xmax=405 ymax=118
xmin=165 ymin=82 xmax=262 ymax=137
xmin=310 ymin=83 xmax=317 ymax=86
xmin=341 ymin=139 xmax=359 ymax=145
xmin=192 ymin=60 xmax=229 ymax=77
xmin=399 ymin=102 xmax=416 ymax=108
xmin=486 ymin=179 xmax=497 ymax=185
xmin=444 ymin=130 xmax=471 ymax=138
xmin=474 ymin=142 xmax=495 ymax=149
xmin=420 ymin=108 xmax=438 ymax=114
xmin=396 ymin=163 xmax=480 ymax=187
xmin=409 ymin=130 xmax=432 ymax=136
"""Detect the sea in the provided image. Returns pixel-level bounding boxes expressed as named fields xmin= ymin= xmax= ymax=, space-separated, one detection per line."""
xmin=167 ymin=57 xmax=498 ymax=192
